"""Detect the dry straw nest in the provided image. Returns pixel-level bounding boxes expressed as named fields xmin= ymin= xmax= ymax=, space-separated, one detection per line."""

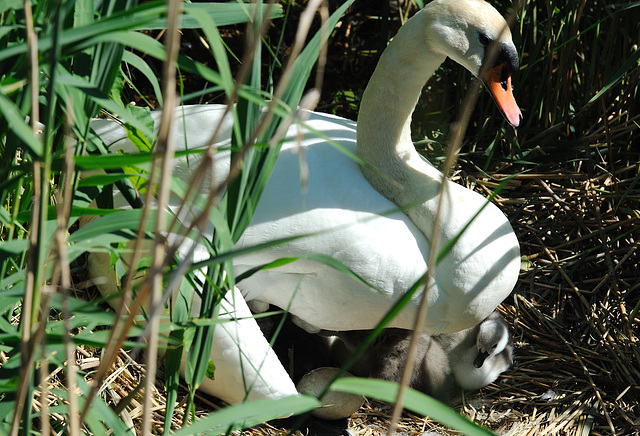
xmin=451 ymin=155 xmax=640 ymax=435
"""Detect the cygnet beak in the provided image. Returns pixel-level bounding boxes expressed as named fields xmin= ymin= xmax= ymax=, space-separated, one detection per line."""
xmin=473 ymin=350 xmax=489 ymax=368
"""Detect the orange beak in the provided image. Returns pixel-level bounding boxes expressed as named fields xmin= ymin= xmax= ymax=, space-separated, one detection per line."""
xmin=484 ymin=63 xmax=522 ymax=127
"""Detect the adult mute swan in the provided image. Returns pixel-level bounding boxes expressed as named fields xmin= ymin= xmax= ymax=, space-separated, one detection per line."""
xmin=232 ymin=0 xmax=522 ymax=334
xmin=86 ymin=0 xmax=521 ymax=406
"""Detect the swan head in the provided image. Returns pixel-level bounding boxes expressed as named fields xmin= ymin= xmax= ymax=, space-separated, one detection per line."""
xmin=473 ymin=313 xmax=511 ymax=368
xmin=424 ymin=0 xmax=522 ymax=126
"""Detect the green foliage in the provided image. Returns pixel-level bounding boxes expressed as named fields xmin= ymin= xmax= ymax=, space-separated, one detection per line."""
xmin=479 ymin=1 xmax=639 ymax=168
xmin=511 ymin=1 xmax=639 ymax=143
xmin=0 ymin=0 xmax=335 ymax=433
xmin=172 ymin=395 xmax=321 ymax=436
xmin=333 ymin=378 xmax=495 ymax=436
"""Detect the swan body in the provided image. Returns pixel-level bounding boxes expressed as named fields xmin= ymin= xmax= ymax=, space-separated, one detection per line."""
xmin=328 ymin=311 xmax=513 ymax=402
xmin=234 ymin=0 xmax=522 ymax=334
xmin=85 ymin=0 xmax=521 ymax=406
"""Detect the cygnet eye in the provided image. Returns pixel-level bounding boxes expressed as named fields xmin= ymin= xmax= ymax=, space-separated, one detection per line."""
xmin=478 ymin=32 xmax=491 ymax=46
xmin=491 ymin=344 xmax=497 ymax=350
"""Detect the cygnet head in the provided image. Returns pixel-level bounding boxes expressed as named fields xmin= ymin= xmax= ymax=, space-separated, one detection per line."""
xmin=473 ymin=315 xmax=511 ymax=368
xmin=451 ymin=312 xmax=513 ymax=391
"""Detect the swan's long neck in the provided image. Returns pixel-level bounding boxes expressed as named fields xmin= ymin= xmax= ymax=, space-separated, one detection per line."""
xmin=357 ymin=9 xmax=447 ymax=239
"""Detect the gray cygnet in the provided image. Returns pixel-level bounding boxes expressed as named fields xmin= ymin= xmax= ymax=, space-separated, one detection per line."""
xmin=328 ymin=311 xmax=513 ymax=403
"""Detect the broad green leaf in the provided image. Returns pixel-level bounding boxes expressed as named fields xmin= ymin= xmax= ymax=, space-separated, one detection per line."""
xmin=0 ymin=3 xmax=282 ymax=63
xmin=74 ymin=152 xmax=155 ymax=170
xmin=54 ymin=70 xmax=155 ymax=139
xmin=0 ymin=3 xmax=160 ymax=62
xmin=0 ymin=92 xmax=43 ymax=157
xmin=68 ymin=208 xmax=157 ymax=243
xmin=122 ymin=50 xmax=163 ymax=106
xmin=0 ymin=400 xmax=16 ymax=435
xmin=172 ymin=395 xmax=321 ymax=436
xmin=77 ymin=173 xmax=134 ymax=187
xmin=14 ymin=205 xmax=120 ymax=222
xmin=72 ymin=148 xmax=201 ymax=170
xmin=0 ymin=0 xmax=21 ymax=13
xmin=0 ymin=239 xmax=29 ymax=264
xmin=332 ymin=378 xmax=496 ymax=436
xmin=137 ymin=3 xmax=283 ymax=30
xmin=0 ymin=288 xmax=23 ymax=317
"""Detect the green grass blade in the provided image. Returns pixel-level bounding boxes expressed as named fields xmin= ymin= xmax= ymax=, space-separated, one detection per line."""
xmin=122 ymin=50 xmax=163 ymax=106
xmin=136 ymin=3 xmax=283 ymax=30
xmin=585 ymin=46 xmax=640 ymax=107
xmin=0 ymin=92 xmax=43 ymax=157
xmin=171 ymin=395 xmax=320 ymax=436
xmin=332 ymin=378 xmax=496 ymax=436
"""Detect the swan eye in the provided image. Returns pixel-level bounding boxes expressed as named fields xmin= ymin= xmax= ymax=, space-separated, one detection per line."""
xmin=478 ymin=33 xmax=490 ymax=46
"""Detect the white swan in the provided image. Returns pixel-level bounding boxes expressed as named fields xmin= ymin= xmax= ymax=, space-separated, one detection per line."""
xmin=327 ymin=311 xmax=513 ymax=403
xmin=232 ymin=0 xmax=521 ymax=334
xmin=85 ymin=0 xmax=521 ymax=406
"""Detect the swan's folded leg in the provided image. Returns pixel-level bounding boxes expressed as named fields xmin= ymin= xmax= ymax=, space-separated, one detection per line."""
xmin=193 ymin=287 xmax=298 ymax=403
xmin=83 ymin=229 xmax=297 ymax=404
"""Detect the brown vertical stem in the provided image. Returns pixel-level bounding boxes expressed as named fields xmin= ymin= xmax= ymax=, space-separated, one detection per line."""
xmin=386 ymin=2 xmax=522 ymax=432
xmin=11 ymin=1 xmax=40 ymax=434
xmin=141 ymin=0 xmax=182 ymax=433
